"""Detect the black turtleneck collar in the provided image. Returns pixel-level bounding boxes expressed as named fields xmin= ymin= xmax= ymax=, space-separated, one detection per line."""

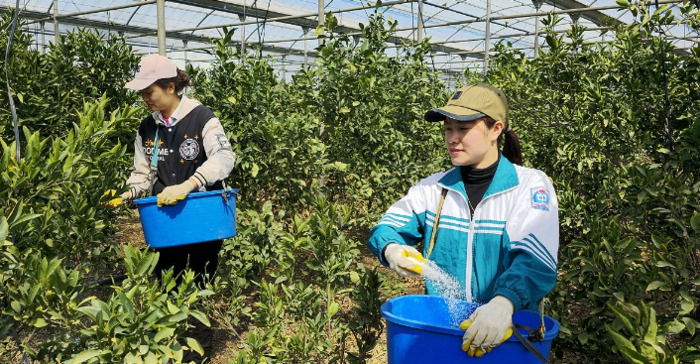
xmin=460 ymin=154 xmax=500 ymax=214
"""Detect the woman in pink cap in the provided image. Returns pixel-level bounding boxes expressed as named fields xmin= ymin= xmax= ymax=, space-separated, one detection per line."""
xmin=115 ymin=54 xmax=236 ymax=363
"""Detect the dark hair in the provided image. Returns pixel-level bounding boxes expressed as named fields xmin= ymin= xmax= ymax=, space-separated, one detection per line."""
xmin=153 ymin=68 xmax=191 ymax=93
xmin=482 ymin=117 xmax=523 ymax=165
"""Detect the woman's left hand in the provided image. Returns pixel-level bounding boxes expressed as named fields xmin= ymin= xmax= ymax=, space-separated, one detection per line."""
xmin=157 ymin=180 xmax=197 ymax=207
xmin=460 ymin=295 xmax=514 ymax=357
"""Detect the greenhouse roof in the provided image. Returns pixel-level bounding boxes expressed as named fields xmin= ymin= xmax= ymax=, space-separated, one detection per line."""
xmin=1 ymin=0 xmax=697 ymax=77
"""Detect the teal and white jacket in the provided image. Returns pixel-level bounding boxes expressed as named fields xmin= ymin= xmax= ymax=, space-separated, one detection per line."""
xmin=368 ymin=157 xmax=559 ymax=312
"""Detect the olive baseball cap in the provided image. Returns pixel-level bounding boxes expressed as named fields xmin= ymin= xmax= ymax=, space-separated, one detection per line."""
xmin=424 ymin=83 xmax=509 ymax=125
xmin=124 ymin=54 xmax=178 ymax=90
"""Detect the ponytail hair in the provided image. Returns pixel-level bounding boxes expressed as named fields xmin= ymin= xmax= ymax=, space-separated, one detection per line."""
xmin=482 ymin=117 xmax=523 ymax=165
xmin=154 ymin=68 xmax=191 ymax=93
xmin=502 ymin=128 xmax=523 ymax=165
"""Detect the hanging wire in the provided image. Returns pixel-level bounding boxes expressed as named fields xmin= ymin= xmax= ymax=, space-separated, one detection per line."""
xmin=257 ymin=0 xmax=272 ymax=48
xmin=4 ymin=1 xmax=30 ymax=361
xmin=5 ymin=0 xmax=21 ymax=162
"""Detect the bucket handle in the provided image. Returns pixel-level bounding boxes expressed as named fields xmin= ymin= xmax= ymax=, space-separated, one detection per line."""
xmin=511 ymin=322 xmax=548 ymax=363
xmin=425 ymin=188 xmax=448 ymax=260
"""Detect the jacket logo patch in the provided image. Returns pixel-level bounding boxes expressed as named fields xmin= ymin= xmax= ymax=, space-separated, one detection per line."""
xmin=179 ymin=139 xmax=199 ymax=161
xmin=451 ymin=91 xmax=463 ymax=100
xmin=531 ymin=187 xmax=550 ymax=211
xmin=215 ymin=133 xmax=231 ymax=150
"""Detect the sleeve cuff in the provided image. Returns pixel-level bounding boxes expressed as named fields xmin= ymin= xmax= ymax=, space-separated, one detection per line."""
xmin=192 ymin=171 xmax=208 ymax=187
xmin=493 ymin=287 xmax=524 ymax=313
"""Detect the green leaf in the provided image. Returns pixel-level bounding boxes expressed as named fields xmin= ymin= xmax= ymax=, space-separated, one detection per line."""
xmin=328 ymin=301 xmax=340 ymax=317
xmin=190 ymin=310 xmax=210 ymax=327
xmin=251 ymin=163 xmax=260 ymax=178
xmin=332 ymin=161 xmax=348 ymax=170
xmin=0 ymin=217 xmax=8 ymax=241
xmin=608 ymin=302 xmax=636 ymax=334
xmin=655 ymin=261 xmax=675 ymax=268
xmin=340 ymin=107 xmax=350 ymax=113
xmin=607 ymin=325 xmax=639 ymax=356
xmin=680 ymin=300 xmax=695 ymax=315
xmin=619 ymin=346 xmax=651 ymax=364
xmin=10 ymin=213 xmax=42 ymax=227
xmin=33 ymin=318 xmax=48 ymax=328
xmin=350 ymin=271 xmax=360 ymax=283
xmin=578 ymin=331 xmax=588 ymax=344
xmin=186 ymin=337 xmax=204 ymax=356
xmin=135 ymin=253 xmax=157 ymax=277
xmin=682 ymin=317 xmax=697 ymax=336
xmin=645 ymin=281 xmax=665 ymax=292
xmin=72 ymin=349 xmax=102 ymax=364
xmin=144 ymin=352 xmax=157 ymax=364
xmin=663 ymin=319 xmax=685 ymax=335
xmin=691 ymin=212 xmax=700 ymax=232
xmin=154 ymin=327 xmax=175 ymax=343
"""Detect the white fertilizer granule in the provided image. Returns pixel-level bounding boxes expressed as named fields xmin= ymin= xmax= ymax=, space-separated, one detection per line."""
xmin=420 ymin=260 xmax=480 ymax=326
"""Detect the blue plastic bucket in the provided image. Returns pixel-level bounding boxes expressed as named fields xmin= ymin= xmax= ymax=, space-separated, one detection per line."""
xmin=133 ymin=189 xmax=238 ymax=248
xmin=381 ymin=295 xmax=559 ymax=364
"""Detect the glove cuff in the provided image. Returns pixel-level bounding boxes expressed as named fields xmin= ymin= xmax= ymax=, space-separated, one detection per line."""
xmin=190 ymin=172 xmax=207 ymax=189
xmin=491 ymin=295 xmax=515 ymax=316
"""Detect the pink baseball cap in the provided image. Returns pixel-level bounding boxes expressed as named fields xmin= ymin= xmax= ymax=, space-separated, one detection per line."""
xmin=124 ymin=54 xmax=177 ymax=90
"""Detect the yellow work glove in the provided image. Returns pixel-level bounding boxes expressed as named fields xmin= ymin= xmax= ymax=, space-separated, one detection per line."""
xmin=384 ymin=243 xmax=426 ymax=278
xmin=460 ymin=295 xmax=514 ymax=357
xmin=102 ymin=190 xmax=132 ymax=208
xmin=156 ymin=179 xmax=198 ymax=207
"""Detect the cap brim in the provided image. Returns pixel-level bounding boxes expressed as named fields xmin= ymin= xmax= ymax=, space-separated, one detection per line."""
xmin=124 ymin=78 xmax=157 ymax=90
xmin=424 ymin=105 xmax=486 ymax=122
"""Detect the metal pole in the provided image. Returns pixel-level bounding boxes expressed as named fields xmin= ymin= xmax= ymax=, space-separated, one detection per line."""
xmin=318 ymin=0 xmax=325 ymax=190
xmin=396 ymin=0 xmax=681 ymax=31
xmin=40 ymin=22 xmax=46 ymax=53
xmin=417 ymin=0 xmax=424 ymax=42
xmin=318 ymin=0 xmax=325 ymax=47
xmin=319 ymin=0 xmax=325 ymax=26
xmin=411 ymin=2 xmax=415 ymax=41
xmin=532 ymin=0 xmax=543 ymax=58
xmin=165 ymin=0 xmax=411 ymax=35
xmin=484 ymin=0 xmax=491 ymax=75
xmin=303 ymin=27 xmax=308 ymax=65
xmin=281 ymin=55 xmax=286 ymax=80
xmin=52 ymin=0 xmax=59 ymax=39
xmin=157 ymin=0 xmax=166 ymax=55
xmin=239 ymin=14 xmax=246 ymax=56
xmin=26 ymin=1 xmax=157 ymax=25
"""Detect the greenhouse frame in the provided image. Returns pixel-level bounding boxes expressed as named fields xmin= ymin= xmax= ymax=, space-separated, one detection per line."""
xmin=1 ymin=0 xmax=697 ymax=82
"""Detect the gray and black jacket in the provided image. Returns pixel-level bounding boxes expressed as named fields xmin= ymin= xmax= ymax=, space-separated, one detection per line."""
xmin=125 ymin=96 xmax=236 ymax=196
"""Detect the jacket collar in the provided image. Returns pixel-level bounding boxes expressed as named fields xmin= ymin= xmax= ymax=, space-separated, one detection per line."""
xmin=438 ymin=155 xmax=519 ymax=201
xmin=152 ymin=95 xmax=201 ymax=126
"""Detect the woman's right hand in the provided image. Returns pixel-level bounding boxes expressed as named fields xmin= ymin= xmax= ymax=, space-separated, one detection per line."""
xmin=384 ymin=243 xmax=426 ymax=278
xmin=102 ymin=190 xmax=132 ymax=207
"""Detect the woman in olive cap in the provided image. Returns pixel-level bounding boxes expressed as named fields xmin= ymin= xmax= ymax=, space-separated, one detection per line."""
xmin=368 ymin=84 xmax=559 ymax=357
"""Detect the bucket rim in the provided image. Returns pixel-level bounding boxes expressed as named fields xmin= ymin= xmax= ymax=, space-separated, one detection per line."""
xmin=381 ymin=295 xmax=560 ymax=341
xmin=134 ymin=188 xmax=239 ymax=206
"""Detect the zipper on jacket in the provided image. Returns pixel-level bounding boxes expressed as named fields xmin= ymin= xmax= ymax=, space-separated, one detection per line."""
xmin=469 ymin=185 xmax=519 ymax=303
xmin=438 ymin=185 xmax=474 ymax=302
